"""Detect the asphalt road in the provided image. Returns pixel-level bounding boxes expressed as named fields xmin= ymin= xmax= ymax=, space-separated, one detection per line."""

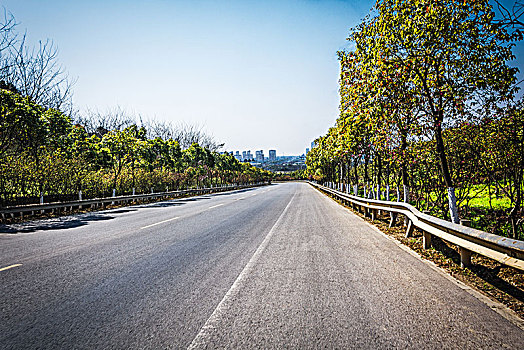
xmin=1 ymin=182 xmax=523 ymax=349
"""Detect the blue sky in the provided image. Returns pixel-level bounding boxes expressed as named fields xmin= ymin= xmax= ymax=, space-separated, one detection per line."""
xmin=1 ymin=0 xmax=522 ymax=155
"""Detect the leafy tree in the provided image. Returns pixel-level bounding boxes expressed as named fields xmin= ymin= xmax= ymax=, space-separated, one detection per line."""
xmin=352 ymin=0 xmax=518 ymax=222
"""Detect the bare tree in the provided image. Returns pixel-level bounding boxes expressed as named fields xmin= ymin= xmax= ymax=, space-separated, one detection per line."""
xmin=493 ymin=1 xmax=524 ymax=35
xmin=75 ymin=106 xmax=136 ymax=137
xmin=9 ymin=35 xmax=74 ymax=111
xmin=0 ymin=9 xmax=17 ymax=85
xmin=139 ymin=117 xmax=223 ymax=151
xmin=141 ymin=118 xmax=175 ymax=140
xmin=171 ymin=122 xmax=224 ymax=151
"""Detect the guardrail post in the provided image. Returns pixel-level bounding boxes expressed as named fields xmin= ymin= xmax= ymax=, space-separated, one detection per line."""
xmin=389 ymin=212 xmax=397 ymax=228
xmin=423 ymin=232 xmax=432 ymax=249
xmin=460 ymin=219 xmax=473 ymax=268
xmin=371 ymin=208 xmax=377 ymax=221
xmin=405 ymin=219 xmax=414 ymax=238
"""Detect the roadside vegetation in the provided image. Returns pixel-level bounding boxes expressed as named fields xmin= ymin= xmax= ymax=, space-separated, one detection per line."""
xmin=306 ymin=0 xmax=524 ymax=240
xmin=0 ymin=12 xmax=272 ymax=208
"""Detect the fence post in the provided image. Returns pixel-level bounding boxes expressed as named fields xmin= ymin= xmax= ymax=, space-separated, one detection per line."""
xmin=386 ymin=185 xmax=390 ymax=201
xmin=112 ymin=189 xmax=116 ymax=205
xmin=40 ymin=192 xmax=44 ymax=214
xmin=460 ymin=219 xmax=473 ymax=268
xmin=79 ymin=190 xmax=82 ymax=201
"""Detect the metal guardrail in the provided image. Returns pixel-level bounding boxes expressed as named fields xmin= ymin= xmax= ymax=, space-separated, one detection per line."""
xmin=310 ymin=182 xmax=524 ymax=271
xmin=1 ymin=182 xmax=268 ymax=222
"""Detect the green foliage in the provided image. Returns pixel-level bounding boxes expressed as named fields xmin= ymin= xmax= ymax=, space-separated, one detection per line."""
xmin=0 ymin=88 xmax=272 ymax=206
xmin=307 ymin=0 xmax=523 ymax=238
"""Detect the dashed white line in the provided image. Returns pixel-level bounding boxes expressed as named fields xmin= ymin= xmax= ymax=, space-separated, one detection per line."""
xmin=0 ymin=264 xmax=22 ymax=272
xmin=140 ymin=217 xmax=179 ymax=230
xmin=209 ymin=203 xmax=224 ymax=209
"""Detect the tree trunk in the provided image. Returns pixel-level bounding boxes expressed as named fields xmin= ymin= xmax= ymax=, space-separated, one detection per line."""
xmin=364 ymin=155 xmax=369 ymax=184
xmin=353 ymin=157 xmax=359 ymax=185
xmin=377 ymin=153 xmax=382 ymax=199
xmin=435 ymin=119 xmax=460 ymax=224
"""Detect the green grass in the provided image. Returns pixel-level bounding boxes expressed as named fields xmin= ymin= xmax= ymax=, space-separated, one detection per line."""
xmin=412 ymin=183 xmax=521 ymax=239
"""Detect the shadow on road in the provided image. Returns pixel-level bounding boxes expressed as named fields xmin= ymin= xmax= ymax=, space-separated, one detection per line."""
xmin=134 ymin=201 xmax=187 ymax=208
xmin=0 ymin=186 xmax=269 ymax=234
xmin=0 ymin=212 xmax=119 ymax=234
xmin=207 ymin=187 xmax=258 ymax=197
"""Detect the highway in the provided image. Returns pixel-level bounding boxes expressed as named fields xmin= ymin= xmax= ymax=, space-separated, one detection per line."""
xmin=1 ymin=182 xmax=523 ymax=349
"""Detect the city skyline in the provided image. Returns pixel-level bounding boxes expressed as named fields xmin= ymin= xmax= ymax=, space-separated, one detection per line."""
xmin=230 ymin=146 xmax=310 ymax=160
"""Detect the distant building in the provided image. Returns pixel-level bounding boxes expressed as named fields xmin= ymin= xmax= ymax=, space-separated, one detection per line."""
xmin=305 ymin=148 xmax=310 ymax=155
xmin=311 ymin=141 xmax=316 ymax=149
xmin=246 ymin=151 xmax=253 ymax=161
xmin=255 ymin=150 xmax=265 ymax=163
xmin=269 ymin=150 xmax=276 ymax=161
xmin=234 ymin=151 xmax=242 ymax=161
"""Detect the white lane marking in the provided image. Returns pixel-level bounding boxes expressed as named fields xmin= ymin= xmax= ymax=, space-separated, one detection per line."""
xmin=209 ymin=203 xmax=224 ymax=209
xmin=0 ymin=264 xmax=22 ymax=272
xmin=251 ymin=193 xmax=258 ymax=196
xmin=187 ymin=190 xmax=297 ymax=349
xmin=140 ymin=217 xmax=179 ymax=230
xmin=235 ymin=197 xmax=247 ymax=201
